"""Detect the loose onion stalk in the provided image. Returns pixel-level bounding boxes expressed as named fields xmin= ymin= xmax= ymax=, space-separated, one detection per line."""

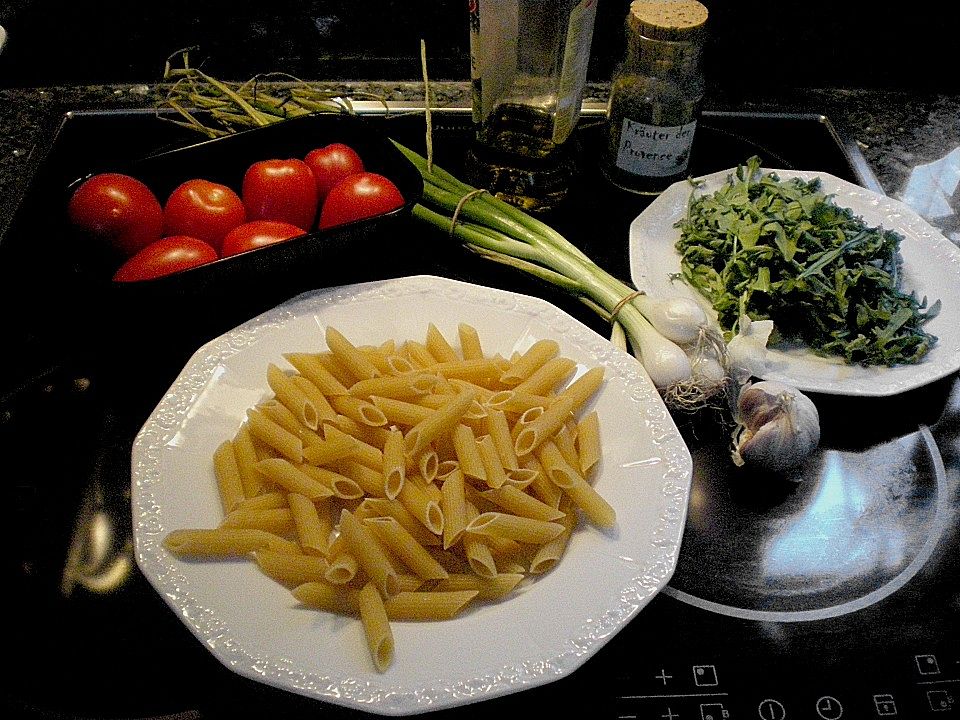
xmin=153 ymin=51 xmax=729 ymax=406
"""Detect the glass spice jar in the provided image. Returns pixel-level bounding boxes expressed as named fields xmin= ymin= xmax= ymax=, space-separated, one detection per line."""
xmin=602 ymin=0 xmax=708 ymax=194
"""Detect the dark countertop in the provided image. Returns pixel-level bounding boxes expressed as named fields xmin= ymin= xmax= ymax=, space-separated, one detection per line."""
xmin=2 ymin=81 xmax=959 ymax=247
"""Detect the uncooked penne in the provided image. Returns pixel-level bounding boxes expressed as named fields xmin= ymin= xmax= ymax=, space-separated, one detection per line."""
xmin=357 ymin=582 xmax=394 ymax=672
xmin=287 ymin=493 xmax=332 ymax=556
xmin=466 ymin=511 xmax=565 ymax=545
xmin=232 ymin=422 xmax=265 ymax=498
xmin=163 ymin=528 xmax=298 ymax=557
xmin=254 ymin=549 xmax=331 ymax=585
xmin=440 ymin=466 xmax=468 ymax=550
xmin=397 ymin=479 xmax=445 ymax=536
xmin=213 ymin=440 xmax=245 ymax=514
xmin=479 ymin=485 xmax=565 ymax=522
xmin=404 ymin=391 xmax=475 ymax=456
xmin=433 ymin=572 xmax=525 ymax=600
xmin=425 ymin=323 xmax=460 ymax=363
xmin=576 ymin=410 xmax=602 ymax=477
xmin=255 ymin=458 xmax=334 ymax=501
xmin=330 ymin=395 xmax=388 ymax=427
xmin=513 ymin=367 xmax=604 ymax=457
xmin=246 ymin=408 xmax=304 ymax=463
xmin=511 ymin=356 xmax=577 ymax=395
xmin=338 ymin=509 xmax=400 ymax=598
xmin=165 ymin=323 xmax=619 ymax=675
xmin=349 ymin=372 xmax=438 ymax=400
xmin=476 ymin=434 xmax=508 ymax=490
xmin=383 ymin=428 xmax=405 ymax=499
xmin=363 ymin=516 xmax=449 ymax=581
xmin=458 ymin=323 xmax=484 ymax=360
xmin=537 ymin=440 xmax=616 ymax=529
xmin=283 ymin=352 xmax=349 ymax=396
xmin=220 ymin=507 xmax=295 ymax=535
xmin=382 ymin=590 xmax=478 ymax=621
xmin=499 ymin=339 xmax=560 ymax=387
xmin=267 ymin=363 xmax=319 ymax=430
xmin=326 ymin=326 xmax=380 ymax=382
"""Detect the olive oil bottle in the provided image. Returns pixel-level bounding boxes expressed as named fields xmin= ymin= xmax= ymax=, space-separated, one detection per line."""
xmin=465 ymin=0 xmax=599 ymax=214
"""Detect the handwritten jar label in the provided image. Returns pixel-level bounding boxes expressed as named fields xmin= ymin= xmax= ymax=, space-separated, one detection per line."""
xmin=614 ymin=118 xmax=697 ymax=177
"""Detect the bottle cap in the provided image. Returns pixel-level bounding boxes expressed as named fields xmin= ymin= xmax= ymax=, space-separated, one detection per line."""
xmin=628 ymin=0 xmax=708 ymax=41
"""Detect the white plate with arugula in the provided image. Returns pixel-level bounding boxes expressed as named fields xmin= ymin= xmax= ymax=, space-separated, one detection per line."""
xmin=628 ymin=165 xmax=960 ymax=397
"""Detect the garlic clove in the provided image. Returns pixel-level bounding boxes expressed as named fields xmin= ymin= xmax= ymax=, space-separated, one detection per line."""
xmin=726 ymin=316 xmax=774 ymax=383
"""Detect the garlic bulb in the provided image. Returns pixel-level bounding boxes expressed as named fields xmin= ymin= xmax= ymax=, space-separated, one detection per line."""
xmin=731 ymin=380 xmax=820 ymax=472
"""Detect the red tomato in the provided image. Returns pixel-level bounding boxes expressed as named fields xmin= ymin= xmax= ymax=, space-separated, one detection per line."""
xmin=112 ymin=236 xmax=218 ymax=282
xmin=221 ymin=220 xmax=306 ymax=257
xmin=318 ymin=172 xmax=405 ymax=230
xmin=68 ymin=172 xmax=163 ymax=256
xmin=163 ymin=179 xmax=246 ymax=251
xmin=304 ymin=143 xmax=365 ymax=203
xmin=242 ymin=159 xmax=318 ymax=230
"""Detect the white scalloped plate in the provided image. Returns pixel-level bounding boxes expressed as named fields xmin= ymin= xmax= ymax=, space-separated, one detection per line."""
xmin=629 ymin=168 xmax=960 ymax=396
xmin=131 ymin=275 xmax=692 ymax=716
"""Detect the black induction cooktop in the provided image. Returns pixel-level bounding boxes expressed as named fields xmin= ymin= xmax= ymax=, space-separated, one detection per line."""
xmin=1 ymin=107 xmax=957 ymax=720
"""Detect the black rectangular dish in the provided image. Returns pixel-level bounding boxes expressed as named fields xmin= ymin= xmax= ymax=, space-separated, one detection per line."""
xmin=63 ymin=112 xmax=423 ymax=307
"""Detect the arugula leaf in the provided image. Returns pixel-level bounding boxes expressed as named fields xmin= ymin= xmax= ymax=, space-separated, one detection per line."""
xmin=674 ymin=157 xmax=939 ymax=367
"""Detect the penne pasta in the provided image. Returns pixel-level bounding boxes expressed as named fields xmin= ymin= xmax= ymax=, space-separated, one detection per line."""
xmin=476 ymin=434 xmax=509 ymax=490
xmin=220 ymin=507 xmax=295 ymax=535
xmin=382 ymin=428 xmax=405 ymax=499
xmin=325 ymin=326 xmax=381 ymax=382
xmin=255 ymin=458 xmax=334 ymax=501
xmin=213 ymin=440 xmax=245 ymax=514
xmin=254 ymin=549 xmax=331 ymax=585
xmin=499 ymin=339 xmax=560 ymax=387
xmin=267 ymin=363 xmax=319 ymax=430
xmin=458 ymin=322 xmax=484 ymax=360
xmin=338 ymin=509 xmax=400 ymax=598
xmin=330 ymin=395 xmax=388 ymax=427
xmin=287 ymin=493 xmax=332 ymax=556
xmin=283 ymin=352 xmax=349 ymax=396
xmin=165 ymin=323 xmax=619 ymax=673
xmin=163 ymin=528 xmax=299 ymax=557
xmin=440 ymin=466 xmax=468 ymax=550
xmin=232 ymin=423 xmax=265 ymax=498
xmin=357 ymin=582 xmax=394 ymax=672
xmin=513 ymin=367 xmax=604 ymax=457
xmin=404 ymin=391 xmax=475 ymax=457
xmin=433 ymin=572 xmax=525 ymax=600
xmin=246 ymin=408 xmax=304 ymax=463
xmin=537 ymin=440 xmax=616 ymax=529
xmin=382 ymin=590 xmax=478 ymax=621
xmin=478 ymin=485 xmax=565 ymax=522
xmin=349 ymin=372 xmax=438 ymax=400
xmin=425 ymin=323 xmax=460 ymax=363
xmin=465 ymin=511 xmax=565 ymax=545
xmin=363 ymin=516 xmax=449 ymax=581
xmin=511 ymin=356 xmax=577 ymax=395
xmin=576 ymin=410 xmax=602 ymax=477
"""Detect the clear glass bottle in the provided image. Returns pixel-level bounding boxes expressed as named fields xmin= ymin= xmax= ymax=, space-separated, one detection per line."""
xmin=602 ymin=0 xmax=708 ymax=194
xmin=465 ymin=0 xmax=599 ymax=213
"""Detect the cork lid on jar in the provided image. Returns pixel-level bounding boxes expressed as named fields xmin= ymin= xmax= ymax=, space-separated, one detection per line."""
xmin=628 ymin=0 xmax=709 ymax=41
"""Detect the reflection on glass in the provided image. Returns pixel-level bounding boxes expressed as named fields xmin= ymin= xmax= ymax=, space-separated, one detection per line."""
xmin=900 ymin=146 xmax=960 ymax=244
xmin=764 ymin=448 xmax=912 ymax=589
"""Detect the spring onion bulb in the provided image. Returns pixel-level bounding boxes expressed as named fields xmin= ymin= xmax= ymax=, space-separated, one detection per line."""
xmin=630 ymin=294 xmax=708 ymax=345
